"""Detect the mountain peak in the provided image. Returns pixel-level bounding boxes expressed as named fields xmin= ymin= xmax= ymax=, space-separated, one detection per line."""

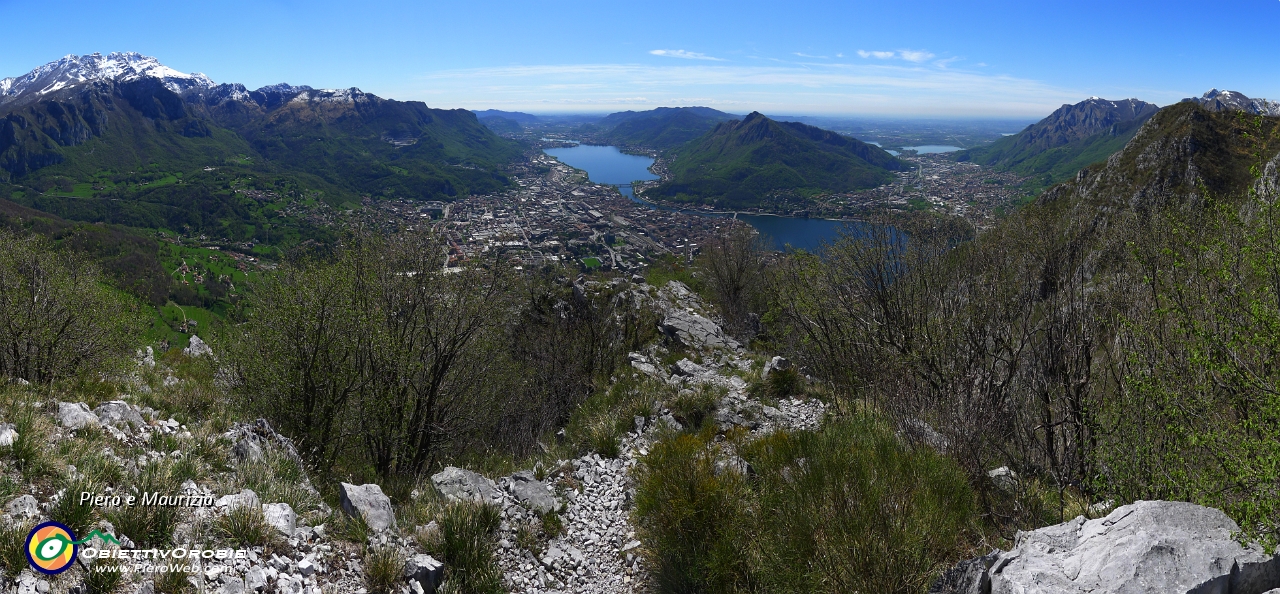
xmin=1184 ymin=89 xmax=1280 ymax=116
xmin=0 ymin=52 xmax=215 ymax=109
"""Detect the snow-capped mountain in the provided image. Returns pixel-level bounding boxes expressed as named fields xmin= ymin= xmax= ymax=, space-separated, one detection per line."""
xmin=0 ymin=52 xmax=215 ymax=108
xmin=1184 ymin=89 xmax=1280 ymax=117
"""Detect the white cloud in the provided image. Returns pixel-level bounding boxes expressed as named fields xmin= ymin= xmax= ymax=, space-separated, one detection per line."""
xmin=897 ymin=49 xmax=935 ymax=63
xmin=794 ymin=52 xmax=829 ymax=59
xmin=397 ymin=61 xmax=1085 ymax=117
xmin=857 ymin=50 xmax=896 ymax=59
xmin=836 ymin=53 xmax=844 ymax=58
xmin=649 ymin=49 xmax=725 ymax=61
xmin=934 ymin=57 xmax=963 ymax=69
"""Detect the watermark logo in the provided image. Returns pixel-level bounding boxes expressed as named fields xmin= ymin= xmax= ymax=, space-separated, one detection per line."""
xmin=25 ymin=522 xmax=120 ymax=575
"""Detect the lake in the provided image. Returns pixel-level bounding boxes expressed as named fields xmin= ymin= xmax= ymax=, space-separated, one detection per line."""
xmin=543 ymin=143 xmax=870 ymax=252
xmin=904 ymin=145 xmax=963 ymax=153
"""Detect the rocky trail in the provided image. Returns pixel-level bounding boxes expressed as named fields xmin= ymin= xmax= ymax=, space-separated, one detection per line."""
xmin=0 ymin=279 xmax=828 ymax=594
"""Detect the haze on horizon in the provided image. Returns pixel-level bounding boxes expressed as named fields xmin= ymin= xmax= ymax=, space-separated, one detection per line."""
xmin=1 ymin=0 xmax=1275 ymax=118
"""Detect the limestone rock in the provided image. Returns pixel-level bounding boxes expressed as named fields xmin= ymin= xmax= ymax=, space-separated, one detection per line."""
xmin=934 ymin=500 xmax=1280 ymax=594
xmin=761 ymin=355 xmax=792 ymax=379
xmin=57 ymin=402 xmax=99 ymax=429
xmin=987 ymin=466 xmax=1018 ymax=492
xmin=93 ymin=401 xmax=146 ymax=431
xmin=659 ymin=309 xmax=739 ymax=351
xmin=431 ymin=467 xmax=501 ymax=505
xmin=506 ymin=470 xmax=558 ymax=514
xmin=215 ymin=489 xmax=260 ymax=512
xmin=339 ymin=482 xmax=396 ymax=532
xmin=136 ymin=346 xmax=155 ymax=368
xmin=232 ymin=438 xmax=264 ymax=463
xmin=184 ymin=335 xmax=213 ymax=358
xmin=927 ymin=552 xmax=995 ymax=594
xmin=0 ymin=423 xmax=17 ymax=447
xmin=404 ymin=554 xmax=444 ymax=594
xmin=262 ymin=503 xmax=296 ymax=536
xmin=5 ymin=494 xmax=38 ymax=520
xmin=245 ymin=566 xmax=266 ymax=592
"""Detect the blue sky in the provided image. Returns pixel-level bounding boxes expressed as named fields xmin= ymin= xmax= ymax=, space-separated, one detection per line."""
xmin=1 ymin=0 xmax=1277 ymax=117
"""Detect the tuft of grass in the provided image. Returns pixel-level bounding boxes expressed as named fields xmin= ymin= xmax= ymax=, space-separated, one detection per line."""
xmin=539 ymin=510 xmax=564 ymax=540
xmin=230 ymin=450 xmax=319 ymax=514
xmin=0 ymin=476 xmax=19 ymax=501
xmin=565 ymin=374 xmax=666 ymax=457
xmin=0 ymin=522 xmax=33 ymax=579
xmin=86 ymin=558 xmax=126 ymax=593
xmin=8 ymin=402 xmax=51 ymax=477
xmin=154 ymin=565 xmax=195 ymax=594
xmin=437 ymin=502 xmax=503 ymax=594
xmin=328 ymin=510 xmax=372 ymax=544
xmin=363 ymin=545 xmax=405 ymax=594
xmin=214 ymin=505 xmax=276 ymax=549
xmin=110 ymin=461 xmax=184 ymax=548
xmin=754 ymin=367 xmax=803 ymax=400
xmin=50 ymin=477 xmax=99 ymax=536
xmin=669 ymin=385 xmax=721 ymax=431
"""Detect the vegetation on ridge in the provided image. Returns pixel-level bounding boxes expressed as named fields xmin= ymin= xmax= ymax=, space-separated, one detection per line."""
xmin=646 ymin=112 xmax=908 ymax=208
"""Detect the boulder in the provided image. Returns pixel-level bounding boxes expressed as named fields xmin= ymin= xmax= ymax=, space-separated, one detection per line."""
xmin=215 ymin=489 xmax=260 ymax=512
xmin=0 ymin=423 xmax=17 ymax=447
xmin=93 ymin=401 xmax=146 ymax=432
xmin=506 ymin=471 xmax=558 ymax=514
xmin=431 ymin=467 xmax=501 ymax=505
xmin=232 ymin=438 xmax=264 ymax=463
xmin=672 ymin=358 xmax=708 ymax=377
xmin=184 ymin=335 xmax=213 ymax=358
xmin=404 ymin=554 xmax=445 ymax=594
xmin=5 ymin=494 xmax=38 ymax=520
xmin=927 ymin=553 xmax=995 ymax=594
xmin=339 ymin=482 xmax=396 ymax=532
xmin=761 ymin=355 xmax=792 ymax=379
xmin=245 ymin=566 xmax=266 ymax=592
xmin=987 ymin=466 xmax=1018 ymax=492
xmin=933 ymin=500 xmax=1280 ymax=594
xmin=57 ymin=402 xmax=99 ymax=429
xmin=659 ymin=310 xmax=739 ymax=351
xmin=261 ymin=503 xmax=296 ymax=536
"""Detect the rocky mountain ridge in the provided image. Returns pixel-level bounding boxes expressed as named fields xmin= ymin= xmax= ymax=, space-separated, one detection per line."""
xmin=0 ymin=53 xmax=214 ymax=110
xmin=1183 ymin=88 xmax=1280 ymax=117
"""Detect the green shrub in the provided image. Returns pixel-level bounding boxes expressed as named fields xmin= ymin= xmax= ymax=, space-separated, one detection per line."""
xmin=634 ymin=430 xmax=750 ymax=593
xmin=635 ymin=415 xmax=978 ymax=594
xmin=0 ymin=230 xmax=142 ymax=384
xmin=363 ymin=545 xmax=405 ymax=594
xmin=437 ymin=502 xmax=503 ymax=594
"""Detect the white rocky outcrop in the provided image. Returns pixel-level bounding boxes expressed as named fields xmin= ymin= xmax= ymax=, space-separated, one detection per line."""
xmin=931 ymin=500 xmax=1280 ymax=594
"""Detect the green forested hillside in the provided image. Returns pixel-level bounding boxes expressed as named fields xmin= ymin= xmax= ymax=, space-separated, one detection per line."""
xmin=646 ymin=112 xmax=907 ymax=207
xmin=596 ymin=107 xmax=737 ymax=150
xmin=0 ymin=80 xmax=524 ymax=239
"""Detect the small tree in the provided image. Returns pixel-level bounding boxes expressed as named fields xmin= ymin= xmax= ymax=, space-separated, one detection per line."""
xmin=699 ymin=223 xmax=769 ymax=339
xmin=0 ymin=231 xmax=140 ymax=383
